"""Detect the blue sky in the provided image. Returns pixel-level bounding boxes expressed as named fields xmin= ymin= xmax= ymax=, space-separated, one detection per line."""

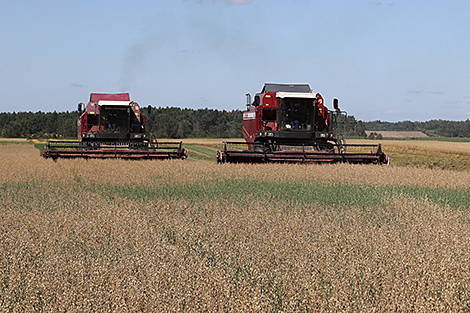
xmin=1 ymin=0 xmax=469 ymax=122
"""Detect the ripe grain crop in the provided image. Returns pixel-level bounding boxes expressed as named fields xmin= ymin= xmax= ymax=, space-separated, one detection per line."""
xmin=347 ymin=139 xmax=470 ymax=154
xmin=379 ymin=139 xmax=470 ymax=154
xmin=347 ymin=139 xmax=470 ymax=170
xmin=2 ymin=143 xmax=470 ymax=311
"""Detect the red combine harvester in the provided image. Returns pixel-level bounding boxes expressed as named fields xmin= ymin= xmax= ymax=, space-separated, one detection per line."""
xmin=43 ymin=93 xmax=187 ymax=160
xmin=217 ymin=83 xmax=388 ymax=164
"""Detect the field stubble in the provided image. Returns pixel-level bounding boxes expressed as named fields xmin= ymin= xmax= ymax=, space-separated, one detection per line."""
xmin=1 ymin=143 xmax=470 ymax=311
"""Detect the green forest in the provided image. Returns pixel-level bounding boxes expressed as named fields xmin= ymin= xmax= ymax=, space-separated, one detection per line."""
xmin=0 ymin=107 xmax=365 ymax=139
xmin=0 ymin=108 xmax=243 ymax=139
xmin=1 ymin=108 xmax=469 ymax=139
xmin=364 ymin=120 xmax=470 ymax=138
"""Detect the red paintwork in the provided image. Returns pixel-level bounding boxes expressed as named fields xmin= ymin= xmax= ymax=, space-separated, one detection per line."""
xmin=260 ymin=93 xmax=278 ymax=132
xmin=242 ymin=106 xmax=257 ymax=143
xmin=89 ymin=93 xmax=130 ymax=102
xmin=314 ymin=93 xmax=329 ymax=132
xmin=243 ymin=92 xmax=278 ymax=143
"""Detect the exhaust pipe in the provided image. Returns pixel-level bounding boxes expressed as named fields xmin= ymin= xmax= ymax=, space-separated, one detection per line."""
xmin=246 ymin=93 xmax=251 ymax=108
xmin=333 ymin=98 xmax=340 ymax=112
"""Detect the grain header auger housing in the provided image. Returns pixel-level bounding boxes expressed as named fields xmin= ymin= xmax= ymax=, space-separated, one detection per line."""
xmin=43 ymin=93 xmax=188 ymax=160
xmin=217 ymin=83 xmax=388 ymax=164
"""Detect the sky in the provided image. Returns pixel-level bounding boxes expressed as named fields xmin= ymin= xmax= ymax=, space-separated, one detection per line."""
xmin=1 ymin=0 xmax=469 ymax=122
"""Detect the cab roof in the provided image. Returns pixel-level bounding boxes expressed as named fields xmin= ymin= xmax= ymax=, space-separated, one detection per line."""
xmin=89 ymin=93 xmax=130 ymax=103
xmin=261 ymin=83 xmax=311 ymax=93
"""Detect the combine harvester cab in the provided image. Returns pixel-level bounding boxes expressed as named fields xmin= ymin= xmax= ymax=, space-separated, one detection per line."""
xmin=217 ymin=83 xmax=388 ymax=164
xmin=43 ymin=93 xmax=187 ymax=160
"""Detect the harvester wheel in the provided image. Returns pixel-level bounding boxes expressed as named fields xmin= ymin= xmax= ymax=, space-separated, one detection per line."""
xmin=253 ymin=143 xmax=271 ymax=153
xmin=315 ymin=142 xmax=334 ymax=153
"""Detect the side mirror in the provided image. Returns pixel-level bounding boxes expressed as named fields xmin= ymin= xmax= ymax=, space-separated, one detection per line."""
xmin=78 ymin=102 xmax=84 ymax=114
xmin=246 ymin=93 xmax=252 ymax=108
xmin=254 ymin=95 xmax=260 ymax=106
xmin=333 ymin=98 xmax=339 ymax=111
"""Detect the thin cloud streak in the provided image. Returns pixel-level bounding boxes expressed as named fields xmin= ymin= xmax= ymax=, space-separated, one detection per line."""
xmin=183 ymin=0 xmax=253 ymax=4
xmin=70 ymin=83 xmax=86 ymax=88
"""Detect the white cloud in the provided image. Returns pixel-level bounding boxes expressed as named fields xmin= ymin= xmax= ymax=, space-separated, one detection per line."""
xmin=368 ymin=1 xmax=394 ymax=6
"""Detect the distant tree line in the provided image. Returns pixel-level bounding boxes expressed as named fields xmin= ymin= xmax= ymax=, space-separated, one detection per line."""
xmin=333 ymin=115 xmax=367 ymax=138
xmin=145 ymin=107 xmax=243 ymax=138
xmin=1 ymin=107 xmax=417 ymax=139
xmin=0 ymin=111 xmax=79 ymax=138
xmin=364 ymin=120 xmax=470 ymax=138
xmin=0 ymin=108 xmax=243 ymax=139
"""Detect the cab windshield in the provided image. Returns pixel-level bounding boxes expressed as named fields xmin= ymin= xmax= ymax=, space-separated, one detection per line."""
xmin=100 ymin=106 xmax=129 ymax=132
xmin=279 ymin=98 xmax=315 ymax=131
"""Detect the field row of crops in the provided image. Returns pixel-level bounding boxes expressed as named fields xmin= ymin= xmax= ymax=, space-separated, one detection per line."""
xmin=1 ymin=140 xmax=470 ymax=311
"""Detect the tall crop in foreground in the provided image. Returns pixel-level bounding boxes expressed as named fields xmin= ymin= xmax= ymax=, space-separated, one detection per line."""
xmin=1 ymin=144 xmax=470 ymax=311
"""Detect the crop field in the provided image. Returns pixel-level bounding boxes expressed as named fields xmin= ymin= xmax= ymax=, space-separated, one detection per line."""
xmin=2 ymin=139 xmax=470 ymax=311
xmin=365 ymin=131 xmax=429 ymax=138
